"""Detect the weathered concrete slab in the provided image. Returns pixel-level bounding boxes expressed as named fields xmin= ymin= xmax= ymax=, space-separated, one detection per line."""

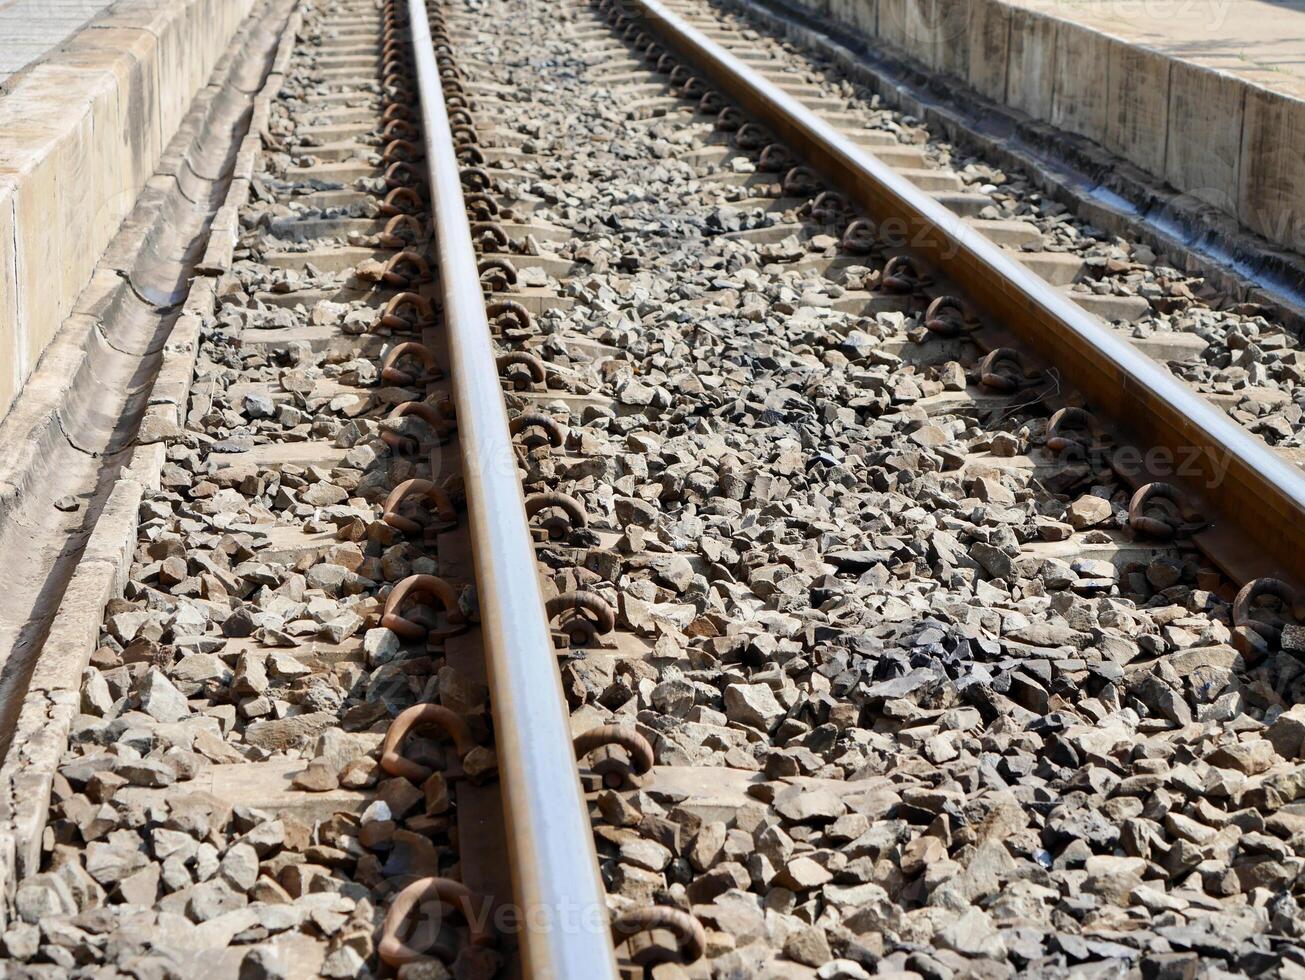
xmin=63 ymin=25 xmax=166 ymax=197
xmin=1050 ymin=19 xmax=1107 ymax=144
xmin=0 ymin=180 xmax=18 ymax=416
xmin=1239 ymin=85 xmax=1305 ymax=252
xmin=1165 ymin=61 xmax=1244 ymax=213
xmin=1004 ymin=6 xmax=1056 ymax=121
xmin=118 ymin=758 xmax=372 ymax=824
xmin=966 ymin=0 xmax=1009 ymax=104
xmin=1106 ymin=39 xmax=1171 ymax=179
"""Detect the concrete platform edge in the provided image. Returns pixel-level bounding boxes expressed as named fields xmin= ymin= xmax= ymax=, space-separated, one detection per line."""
xmin=0 ymin=0 xmax=258 ymax=422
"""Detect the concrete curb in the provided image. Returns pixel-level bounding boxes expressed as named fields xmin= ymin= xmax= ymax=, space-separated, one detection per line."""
xmin=137 ymin=10 xmax=299 ymax=444
xmin=0 ymin=0 xmax=301 ymax=924
xmin=0 ymin=3 xmax=275 ymax=528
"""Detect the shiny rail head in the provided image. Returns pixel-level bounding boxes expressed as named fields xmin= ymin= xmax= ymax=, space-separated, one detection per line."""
xmin=405 ymin=0 xmax=622 ymax=975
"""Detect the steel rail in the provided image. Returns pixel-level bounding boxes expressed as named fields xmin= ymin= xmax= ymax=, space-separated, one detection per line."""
xmin=406 ymin=1 xmax=621 ymax=975
xmin=620 ymin=0 xmax=1305 ymax=586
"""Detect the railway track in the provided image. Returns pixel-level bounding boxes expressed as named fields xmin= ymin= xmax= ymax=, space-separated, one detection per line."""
xmin=8 ymin=0 xmax=617 ymax=975
xmin=9 ymin=0 xmax=1305 ymax=976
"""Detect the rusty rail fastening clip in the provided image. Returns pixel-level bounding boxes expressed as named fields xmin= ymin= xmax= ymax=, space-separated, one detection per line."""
xmin=496 ymin=350 xmax=546 ymax=390
xmin=757 ymin=142 xmax=796 ymax=173
xmin=381 ymin=340 xmax=443 ymax=386
xmin=486 ymin=299 xmax=532 ymax=334
xmin=383 ymin=478 xmax=460 ymax=538
xmin=809 ymin=190 xmax=850 ymax=225
xmin=781 ymin=166 xmax=821 ymax=197
xmin=524 ymin=491 xmax=588 ymax=541
xmin=478 ymin=257 xmax=517 ymax=291
xmin=840 ymin=218 xmax=876 ymax=255
xmin=448 ymin=107 xmax=476 ymax=129
xmin=923 ymin=296 xmax=975 ymax=338
xmin=384 ymin=160 xmax=420 ymax=191
xmin=470 ymin=221 xmax=509 ymax=252
xmin=575 ymin=725 xmax=654 ymax=790
xmin=547 ymin=590 xmax=616 ymax=648
xmin=698 ymin=90 xmax=726 ymax=114
xmin=1045 ymin=406 xmax=1106 ymax=459
xmin=382 ymin=77 xmax=413 ymax=99
xmin=978 ymin=348 xmax=1039 ymax=393
xmin=715 ymin=105 xmax=743 ymax=132
xmin=382 ymin=138 xmax=423 ymax=164
xmin=372 ymin=291 xmax=435 ymax=334
xmin=509 ymin=412 xmax=563 ymax=450
xmin=381 ymin=703 xmax=479 ymax=782
xmin=378 ymin=876 xmax=496 ymax=968
xmin=879 ymin=255 xmax=930 ymax=293
xmin=382 ymin=249 xmax=433 ymax=285
xmin=381 ymin=573 xmax=468 ymax=643
xmin=464 ymin=191 xmax=499 ymax=220
xmin=1127 ymin=482 xmax=1206 ymax=539
xmin=733 ymin=121 xmax=770 ymax=150
xmin=378 ymin=213 xmax=427 ymax=248
xmin=611 ymin=907 xmax=707 ymax=970
xmin=456 ymin=143 xmax=487 ymax=166
xmin=381 ymin=400 xmax=456 ymax=452
xmin=378 ymin=186 xmax=424 ymax=216
xmin=381 ymin=118 xmax=419 ymax=141
xmin=1233 ymin=578 xmax=1305 ymax=658
xmin=460 ymin=166 xmax=492 ymax=191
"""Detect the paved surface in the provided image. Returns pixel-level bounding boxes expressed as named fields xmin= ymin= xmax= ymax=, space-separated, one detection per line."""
xmin=0 ymin=0 xmax=116 ymax=84
xmin=1011 ymin=0 xmax=1305 ymax=97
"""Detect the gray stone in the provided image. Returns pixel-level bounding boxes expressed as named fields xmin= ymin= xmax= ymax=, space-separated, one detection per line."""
xmin=723 ymin=682 xmax=784 ymax=731
xmin=937 ymin=907 xmax=1007 ymax=959
xmin=14 ymin=873 xmax=76 ymax=924
xmin=363 ymin=627 xmax=401 ymax=666
xmin=138 ymin=668 xmax=191 ymax=722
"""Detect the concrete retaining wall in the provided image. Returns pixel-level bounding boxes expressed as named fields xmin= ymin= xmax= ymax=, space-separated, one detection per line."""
xmin=777 ymin=0 xmax=1305 ymax=259
xmin=0 ymin=0 xmax=256 ymax=419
